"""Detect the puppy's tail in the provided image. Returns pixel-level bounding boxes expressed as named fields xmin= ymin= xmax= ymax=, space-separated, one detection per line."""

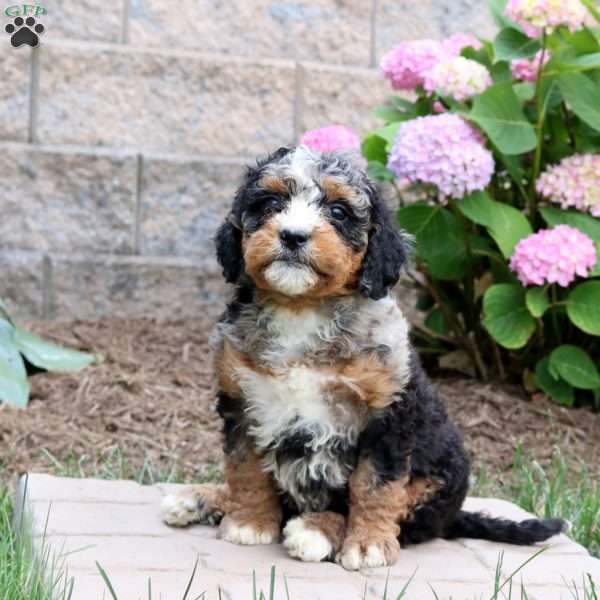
xmin=445 ymin=511 xmax=568 ymax=545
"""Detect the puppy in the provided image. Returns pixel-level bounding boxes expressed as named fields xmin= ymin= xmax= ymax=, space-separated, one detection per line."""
xmin=161 ymin=146 xmax=565 ymax=570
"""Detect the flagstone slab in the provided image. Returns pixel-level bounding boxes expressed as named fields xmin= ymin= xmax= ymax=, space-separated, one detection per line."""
xmin=16 ymin=474 xmax=600 ymax=600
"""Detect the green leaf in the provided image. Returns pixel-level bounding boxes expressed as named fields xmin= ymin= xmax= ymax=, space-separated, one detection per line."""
xmin=560 ymin=27 xmax=600 ymax=53
xmin=580 ymin=0 xmax=600 ymax=24
xmin=425 ymin=308 xmax=450 ymax=336
xmin=526 ymin=287 xmax=550 ymax=318
xmin=558 ymin=72 xmax=600 ymax=132
xmin=540 ymin=206 xmax=600 ymax=242
xmin=459 ymin=191 xmax=533 ymax=258
xmin=535 ymin=357 xmax=575 ymax=406
xmin=0 ymin=320 xmax=26 ymax=379
xmin=483 ymin=283 xmax=536 ymax=349
xmin=493 ymin=28 xmax=541 ymax=61
xmin=371 ymin=123 xmax=402 ymax=151
xmin=557 ymin=53 xmax=600 ymax=73
xmin=566 ymin=281 xmax=600 ymax=335
xmin=513 ymin=82 xmax=535 ymax=102
xmin=0 ymin=299 xmax=13 ymax=324
xmin=489 ymin=0 xmax=516 ymax=28
xmin=550 ymin=345 xmax=600 ymax=389
xmin=468 ymin=82 xmax=537 ymax=155
xmin=13 ymin=328 xmax=94 ymax=372
xmin=366 ymin=161 xmax=396 ymax=182
xmin=362 ymin=133 xmax=388 ymax=164
xmin=397 ymin=203 xmax=468 ymax=280
xmin=0 ymin=356 xmax=30 ymax=408
xmin=373 ymin=105 xmax=409 ymax=123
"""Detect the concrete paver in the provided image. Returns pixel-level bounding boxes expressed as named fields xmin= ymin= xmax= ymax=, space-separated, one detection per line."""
xmin=17 ymin=474 xmax=600 ymax=600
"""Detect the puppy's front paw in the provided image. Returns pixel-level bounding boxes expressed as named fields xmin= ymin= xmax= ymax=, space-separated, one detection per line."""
xmin=218 ymin=515 xmax=280 ymax=545
xmin=161 ymin=484 xmax=226 ymax=527
xmin=336 ymin=536 xmax=400 ymax=571
xmin=283 ymin=517 xmax=333 ymax=562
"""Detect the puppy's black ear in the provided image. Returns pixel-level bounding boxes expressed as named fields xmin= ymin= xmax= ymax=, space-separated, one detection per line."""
xmin=359 ymin=188 xmax=408 ymax=300
xmin=215 ymin=214 xmax=244 ymax=284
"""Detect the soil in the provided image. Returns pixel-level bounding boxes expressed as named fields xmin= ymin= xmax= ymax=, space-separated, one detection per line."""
xmin=1 ymin=317 xmax=599 ymax=485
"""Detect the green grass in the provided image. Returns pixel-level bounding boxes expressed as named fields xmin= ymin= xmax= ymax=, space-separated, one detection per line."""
xmin=474 ymin=446 xmax=600 ymax=558
xmin=0 ymin=477 xmax=74 ymax=600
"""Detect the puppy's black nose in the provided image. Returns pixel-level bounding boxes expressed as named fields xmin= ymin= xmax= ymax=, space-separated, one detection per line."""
xmin=279 ymin=229 xmax=309 ymax=250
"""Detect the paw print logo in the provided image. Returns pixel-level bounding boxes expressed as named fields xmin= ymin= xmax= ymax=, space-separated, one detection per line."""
xmin=5 ymin=16 xmax=44 ymax=47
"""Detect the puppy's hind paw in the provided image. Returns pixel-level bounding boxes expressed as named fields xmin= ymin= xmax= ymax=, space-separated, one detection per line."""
xmin=161 ymin=492 xmax=201 ymax=527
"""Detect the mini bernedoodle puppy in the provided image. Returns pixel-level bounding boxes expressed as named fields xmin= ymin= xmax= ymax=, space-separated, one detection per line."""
xmin=161 ymin=146 xmax=566 ymax=570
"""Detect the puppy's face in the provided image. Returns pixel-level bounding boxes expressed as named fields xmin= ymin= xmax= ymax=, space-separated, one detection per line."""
xmin=216 ymin=147 xmax=407 ymax=302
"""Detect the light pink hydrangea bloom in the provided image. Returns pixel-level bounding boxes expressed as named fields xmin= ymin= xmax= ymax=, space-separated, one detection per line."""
xmin=511 ymin=49 xmax=551 ymax=82
xmin=510 ymin=225 xmax=597 ymax=287
xmin=388 ymin=114 xmax=495 ymax=199
xmin=423 ymin=57 xmax=492 ymax=101
xmin=537 ymin=154 xmax=600 ymax=217
xmin=442 ymin=32 xmax=483 ymax=55
xmin=380 ymin=40 xmax=447 ymax=90
xmin=299 ymin=125 xmax=361 ymax=153
xmin=506 ymin=0 xmax=588 ymax=37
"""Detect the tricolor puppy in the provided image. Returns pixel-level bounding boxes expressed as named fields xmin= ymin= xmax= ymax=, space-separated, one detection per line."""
xmin=162 ymin=146 xmax=565 ymax=570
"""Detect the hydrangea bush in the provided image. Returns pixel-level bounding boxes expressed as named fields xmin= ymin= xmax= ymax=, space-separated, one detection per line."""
xmin=315 ymin=0 xmax=600 ymax=407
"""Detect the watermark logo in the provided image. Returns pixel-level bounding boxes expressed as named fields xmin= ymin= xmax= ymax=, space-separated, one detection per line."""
xmin=4 ymin=4 xmax=46 ymax=47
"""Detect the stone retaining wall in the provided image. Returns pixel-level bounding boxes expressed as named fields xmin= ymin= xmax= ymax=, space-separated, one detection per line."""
xmin=0 ymin=0 xmax=492 ymax=320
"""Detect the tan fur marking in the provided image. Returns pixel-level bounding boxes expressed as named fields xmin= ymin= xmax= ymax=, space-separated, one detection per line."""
xmin=242 ymin=220 xmax=279 ymax=288
xmin=340 ymin=461 xmax=408 ymax=566
xmin=218 ymin=448 xmax=282 ymax=540
xmin=181 ymin=483 xmax=232 ymax=515
xmin=335 ymin=353 xmax=398 ymax=409
xmin=302 ymin=512 xmax=347 ymax=554
xmin=259 ymin=175 xmax=289 ymax=196
xmin=321 ymin=176 xmax=359 ymax=204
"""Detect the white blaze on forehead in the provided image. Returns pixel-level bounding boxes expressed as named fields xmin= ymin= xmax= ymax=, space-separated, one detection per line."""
xmin=274 ymin=195 xmax=322 ymax=236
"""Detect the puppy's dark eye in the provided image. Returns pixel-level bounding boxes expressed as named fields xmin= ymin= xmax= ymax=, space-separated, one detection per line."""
xmin=330 ymin=203 xmax=350 ymax=221
xmin=264 ymin=195 xmax=283 ymax=212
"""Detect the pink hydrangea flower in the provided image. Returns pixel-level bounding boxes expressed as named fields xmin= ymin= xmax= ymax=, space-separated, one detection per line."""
xmin=506 ymin=0 xmax=589 ymax=37
xmin=537 ymin=154 xmax=600 ymax=217
xmin=388 ymin=114 xmax=495 ymax=199
xmin=511 ymin=49 xmax=551 ymax=82
xmin=510 ymin=225 xmax=597 ymax=287
xmin=423 ymin=57 xmax=492 ymax=101
xmin=380 ymin=40 xmax=447 ymax=90
xmin=442 ymin=32 xmax=483 ymax=55
xmin=299 ymin=125 xmax=361 ymax=153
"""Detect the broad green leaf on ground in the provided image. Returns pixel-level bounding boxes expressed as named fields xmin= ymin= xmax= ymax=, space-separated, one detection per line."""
xmin=535 ymin=357 xmax=575 ymax=406
xmin=540 ymin=206 xmax=600 ymax=242
xmin=483 ymin=283 xmax=536 ymax=349
xmin=13 ymin=328 xmax=94 ymax=372
xmin=397 ymin=203 xmax=468 ymax=280
xmin=566 ymin=281 xmax=600 ymax=335
xmin=362 ymin=133 xmax=388 ymax=164
xmin=460 ymin=191 xmax=533 ymax=258
xmin=0 ymin=319 xmax=26 ymax=379
xmin=425 ymin=308 xmax=450 ymax=336
xmin=550 ymin=345 xmax=600 ymax=389
xmin=0 ymin=300 xmax=14 ymax=324
xmin=493 ymin=28 xmax=541 ymax=60
xmin=558 ymin=72 xmax=600 ymax=132
xmin=514 ymin=82 xmax=535 ymax=102
xmin=526 ymin=287 xmax=550 ymax=318
xmin=0 ymin=356 xmax=29 ymax=408
xmin=468 ymin=82 xmax=537 ymax=154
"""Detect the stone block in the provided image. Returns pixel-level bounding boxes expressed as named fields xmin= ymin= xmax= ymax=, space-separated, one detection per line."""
xmin=300 ymin=63 xmax=389 ymax=137
xmin=38 ymin=43 xmax=296 ymax=156
xmin=0 ymin=143 xmax=137 ymax=254
xmin=139 ymin=156 xmax=246 ymax=257
xmin=375 ymin=0 xmax=496 ymax=61
xmin=0 ymin=250 xmax=45 ymax=320
xmin=0 ymin=48 xmax=30 ymax=142
xmin=49 ymin=254 xmax=227 ymax=320
xmin=128 ymin=0 xmax=372 ymax=66
xmin=46 ymin=0 xmax=123 ymax=42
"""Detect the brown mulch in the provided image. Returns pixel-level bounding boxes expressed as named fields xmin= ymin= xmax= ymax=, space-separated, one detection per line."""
xmin=1 ymin=317 xmax=599 ymax=484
